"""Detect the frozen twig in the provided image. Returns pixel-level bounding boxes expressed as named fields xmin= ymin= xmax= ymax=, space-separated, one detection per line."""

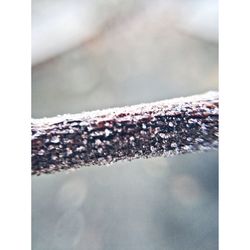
xmin=32 ymin=91 xmax=219 ymax=175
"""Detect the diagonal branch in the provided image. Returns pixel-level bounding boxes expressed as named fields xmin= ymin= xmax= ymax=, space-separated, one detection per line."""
xmin=32 ymin=91 xmax=219 ymax=175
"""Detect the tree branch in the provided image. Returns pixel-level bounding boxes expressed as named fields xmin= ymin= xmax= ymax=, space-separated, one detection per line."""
xmin=32 ymin=91 xmax=219 ymax=175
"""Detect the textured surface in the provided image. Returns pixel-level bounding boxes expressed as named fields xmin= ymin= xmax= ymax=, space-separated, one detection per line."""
xmin=32 ymin=91 xmax=218 ymax=175
xmin=32 ymin=1 xmax=218 ymax=248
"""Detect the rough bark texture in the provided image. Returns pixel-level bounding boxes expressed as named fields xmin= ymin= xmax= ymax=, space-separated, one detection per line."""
xmin=32 ymin=91 xmax=219 ymax=175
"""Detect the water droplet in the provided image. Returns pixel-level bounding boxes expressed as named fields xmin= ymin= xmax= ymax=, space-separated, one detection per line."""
xmin=129 ymin=136 xmax=135 ymax=141
xmin=187 ymin=137 xmax=192 ymax=142
xmin=51 ymin=136 xmax=60 ymax=143
xmin=169 ymin=122 xmax=174 ymax=127
xmin=171 ymin=142 xmax=177 ymax=148
xmin=142 ymin=124 xmax=147 ymax=129
xmin=97 ymin=148 xmax=103 ymax=154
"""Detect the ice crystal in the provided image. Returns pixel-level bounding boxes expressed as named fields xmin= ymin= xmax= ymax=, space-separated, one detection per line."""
xmin=188 ymin=118 xmax=197 ymax=124
xmin=150 ymin=146 xmax=156 ymax=153
xmin=80 ymin=121 xmax=88 ymax=126
xmin=140 ymin=130 xmax=147 ymax=135
xmin=76 ymin=146 xmax=85 ymax=152
xmin=159 ymin=133 xmax=166 ymax=139
xmin=95 ymin=139 xmax=102 ymax=145
xmin=97 ymin=148 xmax=103 ymax=154
xmin=195 ymin=138 xmax=204 ymax=143
xmin=104 ymin=129 xmax=111 ymax=137
xmin=48 ymin=145 xmax=54 ymax=150
xmin=38 ymin=149 xmax=45 ymax=155
xmin=66 ymin=148 xmax=73 ymax=156
xmin=51 ymin=155 xmax=58 ymax=160
xmin=51 ymin=136 xmax=60 ymax=143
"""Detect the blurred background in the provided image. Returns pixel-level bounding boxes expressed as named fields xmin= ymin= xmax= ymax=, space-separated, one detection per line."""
xmin=32 ymin=0 xmax=218 ymax=249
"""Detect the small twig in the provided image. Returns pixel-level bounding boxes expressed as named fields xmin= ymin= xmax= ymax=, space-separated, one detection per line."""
xmin=32 ymin=91 xmax=219 ymax=175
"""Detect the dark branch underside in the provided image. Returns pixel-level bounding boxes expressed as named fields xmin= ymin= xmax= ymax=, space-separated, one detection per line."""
xmin=32 ymin=91 xmax=219 ymax=175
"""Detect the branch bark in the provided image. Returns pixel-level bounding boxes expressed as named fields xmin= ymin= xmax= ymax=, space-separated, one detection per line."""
xmin=32 ymin=91 xmax=219 ymax=175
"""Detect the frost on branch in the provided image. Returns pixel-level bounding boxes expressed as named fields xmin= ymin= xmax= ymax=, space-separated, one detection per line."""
xmin=32 ymin=91 xmax=218 ymax=175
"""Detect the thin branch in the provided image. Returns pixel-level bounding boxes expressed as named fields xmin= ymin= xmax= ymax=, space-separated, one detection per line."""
xmin=32 ymin=91 xmax=219 ymax=175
